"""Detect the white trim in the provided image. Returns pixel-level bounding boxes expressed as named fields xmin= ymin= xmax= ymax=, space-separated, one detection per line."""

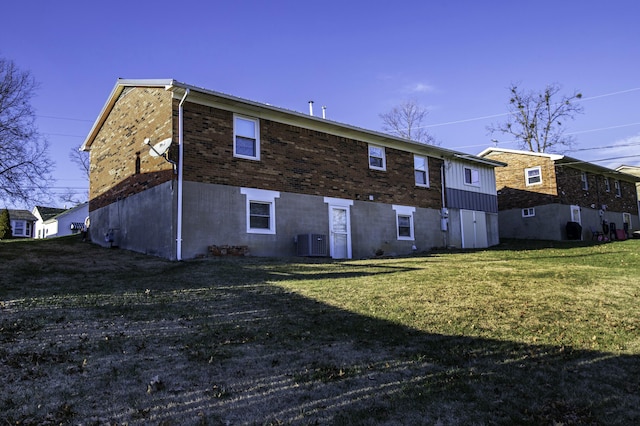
xmin=463 ymin=166 xmax=480 ymax=187
xmin=392 ymin=205 xmax=416 ymax=241
xmin=525 ymin=166 xmax=542 ymax=186
xmin=241 ymin=188 xmax=280 ymax=234
xmin=414 ymin=155 xmax=430 ymax=188
xmin=234 ymin=114 xmax=260 ymax=161
xmin=522 ymin=207 xmax=536 ymax=217
xmin=368 ymin=144 xmax=386 ymax=171
xmin=324 ymin=197 xmax=353 ymax=259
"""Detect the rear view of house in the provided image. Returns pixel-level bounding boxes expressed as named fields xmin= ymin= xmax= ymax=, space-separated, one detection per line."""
xmin=81 ymin=79 xmax=504 ymax=260
xmin=479 ymin=148 xmax=640 ymax=241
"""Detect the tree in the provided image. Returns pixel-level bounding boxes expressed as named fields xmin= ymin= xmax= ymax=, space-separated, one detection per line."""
xmin=59 ymin=145 xmax=89 ymax=205
xmin=380 ymin=99 xmax=438 ymax=145
xmin=488 ymin=83 xmax=583 ymax=153
xmin=0 ymin=208 xmax=11 ymax=239
xmin=0 ymin=57 xmax=54 ymax=206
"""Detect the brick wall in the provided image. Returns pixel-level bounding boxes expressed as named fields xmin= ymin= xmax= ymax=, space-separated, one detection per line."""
xmin=180 ymin=102 xmax=444 ymax=209
xmin=89 ymin=87 xmax=174 ymax=211
xmin=486 ymin=151 xmax=638 ymax=214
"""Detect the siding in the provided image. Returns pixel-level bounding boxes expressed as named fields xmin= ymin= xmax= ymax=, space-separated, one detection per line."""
xmin=446 ymin=188 xmax=498 ymax=213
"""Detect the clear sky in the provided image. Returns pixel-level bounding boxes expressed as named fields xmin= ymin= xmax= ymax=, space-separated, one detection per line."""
xmin=2 ymin=0 xmax=639 ymax=208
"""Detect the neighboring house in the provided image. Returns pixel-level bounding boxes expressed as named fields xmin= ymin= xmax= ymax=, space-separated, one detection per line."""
xmin=7 ymin=210 xmax=37 ymax=238
xmin=616 ymin=165 xmax=640 ymax=222
xmin=478 ymin=147 xmax=640 ymax=241
xmin=33 ymin=206 xmax=67 ymax=238
xmin=81 ymin=79 xmax=505 ymax=260
xmin=33 ymin=203 xmax=89 ymax=239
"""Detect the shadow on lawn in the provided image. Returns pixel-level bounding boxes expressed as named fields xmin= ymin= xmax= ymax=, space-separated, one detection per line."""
xmin=1 ymin=242 xmax=639 ymax=424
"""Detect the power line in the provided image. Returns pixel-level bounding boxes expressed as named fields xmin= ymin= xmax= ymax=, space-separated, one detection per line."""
xmin=36 ymin=114 xmax=94 ymax=122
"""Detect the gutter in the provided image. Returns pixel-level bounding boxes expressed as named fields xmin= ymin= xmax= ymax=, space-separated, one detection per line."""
xmin=176 ymin=88 xmax=190 ymax=261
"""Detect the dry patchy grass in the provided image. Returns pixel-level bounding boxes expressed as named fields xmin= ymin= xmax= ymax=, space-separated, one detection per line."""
xmin=0 ymin=236 xmax=639 ymax=425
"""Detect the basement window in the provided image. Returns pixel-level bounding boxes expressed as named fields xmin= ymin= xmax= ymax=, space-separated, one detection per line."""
xmin=240 ymin=188 xmax=280 ymax=234
xmin=522 ymin=207 xmax=535 ymax=218
xmin=393 ymin=205 xmax=415 ymax=240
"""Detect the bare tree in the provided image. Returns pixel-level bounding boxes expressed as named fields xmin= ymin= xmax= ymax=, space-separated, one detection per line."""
xmin=380 ymin=99 xmax=438 ymax=145
xmin=59 ymin=145 xmax=90 ymax=205
xmin=69 ymin=145 xmax=89 ymax=179
xmin=488 ymin=83 xmax=583 ymax=153
xmin=0 ymin=57 xmax=54 ymax=206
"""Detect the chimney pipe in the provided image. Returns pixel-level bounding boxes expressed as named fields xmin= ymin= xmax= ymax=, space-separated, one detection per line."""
xmin=308 ymin=100 xmax=314 ymax=116
xmin=322 ymin=105 xmax=326 ymax=119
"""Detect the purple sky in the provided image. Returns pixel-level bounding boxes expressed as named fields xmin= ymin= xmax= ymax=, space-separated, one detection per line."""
xmin=3 ymin=1 xmax=639 ymax=207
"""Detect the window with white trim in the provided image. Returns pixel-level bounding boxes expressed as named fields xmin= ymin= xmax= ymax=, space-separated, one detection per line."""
xmin=464 ymin=167 xmax=479 ymax=186
xmin=604 ymin=177 xmax=611 ymax=192
xmin=414 ymin=155 xmax=429 ymax=187
xmin=522 ymin=207 xmax=535 ymax=218
xmin=10 ymin=220 xmax=28 ymax=237
xmin=622 ymin=212 xmax=631 ymax=228
xmin=240 ymin=188 xmax=280 ymax=234
xmin=234 ymin=115 xmax=260 ymax=160
xmin=392 ymin=205 xmax=415 ymax=240
xmin=581 ymin=172 xmax=589 ymax=190
xmin=614 ymin=180 xmax=621 ymax=197
xmin=368 ymin=145 xmax=386 ymax=170
xmin=525 ymin=166 xmax=542 ymax=186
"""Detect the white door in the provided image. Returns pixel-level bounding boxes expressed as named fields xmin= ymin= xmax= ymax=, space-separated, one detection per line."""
xmin=570 ymin=205 xmax=581 ymax=224
xmin=329 ymin=206 xmax=351 ymax=259
xmin=461 ymin=210 xmax=488 ymax=249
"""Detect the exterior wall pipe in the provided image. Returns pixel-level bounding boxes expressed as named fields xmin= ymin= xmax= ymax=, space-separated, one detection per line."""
xmin=176 ymin=88 xmax=190 ymax=261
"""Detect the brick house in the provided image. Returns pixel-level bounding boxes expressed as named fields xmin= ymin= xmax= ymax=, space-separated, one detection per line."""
xmin=478 ymin=147 xmax=640 ymax=240
xmin=81 ymin=79 xmax=504 ymax=260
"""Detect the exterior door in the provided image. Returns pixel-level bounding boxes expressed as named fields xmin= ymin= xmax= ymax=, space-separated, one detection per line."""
xmin=329 ymin=206 xmax=351 ymax=259
xmin=570 ymin=205 xmax=581 ymax=224
xmin=461 ymin=210 xmax=488 ymax=249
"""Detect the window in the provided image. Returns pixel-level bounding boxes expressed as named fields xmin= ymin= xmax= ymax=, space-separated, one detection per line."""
xmin=464 ymin=167 xmax=479 ymax=186
xmin=581 ymin=172 xmax=589 ymax=190
xmin=368 ymin=145 xmax=386 ymax=170
xmin=522 ymin=207 xmax=536 ymax=217
xmin=240 ymin=188 xmax=280 ymax=234
xmin=622 ymin=212 xmax=631 ymax=228
xmin=392 ymin=205 xmax=415 ymax=240
xmin=234 ymin=115 xmax=260 ymax=160
xmin=525 ymin=166 xmax=542 ymax=186
xmin=414 ymin=155 xmax=429 ymax=187
xmin=12 ymin=220 xmax=24 ymax=236
xmin=604 ymin=177 xmax=611 ymax=192
xmin=614 ymin=180 xmax=621 ymax=197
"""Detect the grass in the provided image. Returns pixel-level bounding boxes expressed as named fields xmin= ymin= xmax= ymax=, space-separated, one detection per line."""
xmin=0 ymin=236 xmax=639 ymax=425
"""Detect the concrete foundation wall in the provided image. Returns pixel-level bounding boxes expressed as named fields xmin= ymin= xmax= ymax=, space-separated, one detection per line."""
xmin=499 ymin=204 xmax=640 ymax=241
xmin=89 ymin=182 xmax=176 ymax=258
xmin=179 ymin=182 xmax=443 ymax=259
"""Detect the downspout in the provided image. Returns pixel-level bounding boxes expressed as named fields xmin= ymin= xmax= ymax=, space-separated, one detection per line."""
xmin=441 ymin=161 xmax=448 ymax=248
xmin=176 ymin=88 xmax=190 ymax=261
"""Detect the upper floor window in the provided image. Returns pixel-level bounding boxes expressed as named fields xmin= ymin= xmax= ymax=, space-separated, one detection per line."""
xmin=604 ymin=177 xmax=611 ymax=192
xmin=525 ymin=166 xmax=542 ymax=186
xmin=464 ymin=167 xmax=479 ymax=186
xmin=414 ymin=155 xmax=429 ymax=187
xmin=581 ymin=172 xmax=589 ymax=190
xmin=614 ymin=180 xmax=621 ymax=197
xmin=368 ymin=145 xmax=386 ymax=171
xmin=234 ymin=115 xmax=260 ymax=160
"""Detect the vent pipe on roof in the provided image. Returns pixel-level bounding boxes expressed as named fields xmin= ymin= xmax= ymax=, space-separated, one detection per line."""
xmin=308 ymin=100 xmax=314 ymax=116
xmin=322 ymin=105 xmax=326 ymax=119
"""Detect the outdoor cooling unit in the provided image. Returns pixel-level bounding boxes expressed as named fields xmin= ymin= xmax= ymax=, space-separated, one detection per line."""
xmin=296 ymin=234 xmax=328 ymax=257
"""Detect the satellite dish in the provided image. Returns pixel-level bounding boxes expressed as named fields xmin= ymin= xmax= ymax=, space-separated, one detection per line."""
xmin=148 ymin=138 xmax=172 ymax=157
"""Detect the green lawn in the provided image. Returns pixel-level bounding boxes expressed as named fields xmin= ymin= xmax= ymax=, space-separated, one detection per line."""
xmin=1 ymin=237 xmax=639 ymax=425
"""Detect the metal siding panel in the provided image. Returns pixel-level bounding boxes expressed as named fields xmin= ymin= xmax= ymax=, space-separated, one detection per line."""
xmin=446 ymin=188 xmax=498 ymax=213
